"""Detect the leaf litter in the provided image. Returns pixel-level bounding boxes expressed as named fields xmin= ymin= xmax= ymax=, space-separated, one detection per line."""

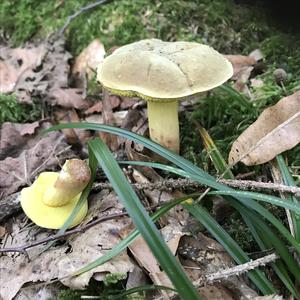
xmin=229 ymin=91 xmax=300 ymax=166
xmin=0 ymin=190 xmax=134 ymax=300
xmin=0 ymin=32 xmax=298 ymax=299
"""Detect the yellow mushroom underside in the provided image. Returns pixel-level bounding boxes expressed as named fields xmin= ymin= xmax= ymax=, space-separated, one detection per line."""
xmin=20 ymin=172 xmax=87 ymax=229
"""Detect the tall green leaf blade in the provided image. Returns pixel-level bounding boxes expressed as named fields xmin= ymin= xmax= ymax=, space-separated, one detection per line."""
xmin=73 ymin=195 xmax=198 ymax=276
xmin=40 ymin=150 xmax=98 ymax=252
xmin=88 ymin=138 xmax=202 ymax=300
xmin=122 ymin=160 xmax=300 ymax=254
xmin=184 ymin=202 xmax=275 ymax=294
xmin=277 ymin=155 xmax=300 ymax=242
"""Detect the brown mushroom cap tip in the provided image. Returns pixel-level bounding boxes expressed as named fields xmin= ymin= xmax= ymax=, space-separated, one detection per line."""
xmin=97 ymin=39 xmax=233 ymax=100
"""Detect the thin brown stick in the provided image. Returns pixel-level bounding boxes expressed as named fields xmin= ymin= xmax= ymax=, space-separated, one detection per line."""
xmin=59 ymin=0 xmax=109 ymax=35
xmin=94 ymin=178 xmax=300 ymax=197
xmin=0 ymin=199 xmax=179 ymax=256
xmin=219 ymin=179 xmax=300 ymax=197
xmin=204 ymin=252 xmax=279 ymax=283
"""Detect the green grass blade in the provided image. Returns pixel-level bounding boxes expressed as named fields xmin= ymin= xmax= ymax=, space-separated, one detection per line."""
xmin=217 ymin=85 xmax=255 ymax=112
xmin=184 ymin=202 xmax=275 ymax=294
xmin=207 ymin=190 xmax=300 ymax=214
xmin=120 ymin=160 xmax=300 ymax=254
xmin=88 ymin=138 xmax=202 ymax=300
xmin=197 ymin=124 xmax=235 ymax=179
xmin=237 ymin=203 xmax=300 ymax=298
xmin=73 ymin=194 xmax=199 ymax=276
xmin=277 ymin=155 xmax=300 ymax=242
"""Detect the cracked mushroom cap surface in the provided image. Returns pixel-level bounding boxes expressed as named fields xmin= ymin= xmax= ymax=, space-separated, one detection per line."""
xmin=97 ymin=39 xmax=233 ymax=100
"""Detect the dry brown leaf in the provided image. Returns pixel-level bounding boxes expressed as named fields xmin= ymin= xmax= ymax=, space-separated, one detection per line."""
xmin=72 ymin=39 xmax=105 ymax=80
xmin=1 ymin=38 xmax=90 ymax=109
xmin=0 ymin=121 xmax=74 ymax=198
xmin=0 ymin=191 xmax=134 ymax=300
xmin=229 ymin=91 xmax=300 ymax=166
xmin=49 ymin=87 xmax=90 ymax=109
xmin=0 ymin=45 xmax=46 ymax=94
xmin=120 ymin=224 xmax=182 ymax=299
xmin=85 ymin=101 xmax=103 ymax=114
xmin=224 ymin=50 xmax=263 ymax=94
xmin=0 ymin=226 xmax=6 ymax=238
xmin=54 ymin=109 xmax=91 ymax=145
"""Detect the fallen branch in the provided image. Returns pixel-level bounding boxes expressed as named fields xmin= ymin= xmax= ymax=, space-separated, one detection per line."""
xmin=219 ymin=179 xmax=300 ymax=197
xmin=204 ymin=252 xmax=279 ymax=283
xmin=94 ymin=178 xmax=300 ymax=197
xmin=59 ymin=0 xmax=110 ymax=35
xmin=1 ymin=177 xmax=299 ymax=222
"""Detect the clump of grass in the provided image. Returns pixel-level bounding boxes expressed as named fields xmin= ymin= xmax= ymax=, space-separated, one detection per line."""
xmin=0 ymin=93 xmax=41 ymax=124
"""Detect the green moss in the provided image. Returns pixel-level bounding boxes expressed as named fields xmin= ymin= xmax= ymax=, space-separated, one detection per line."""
xmin=0 ymin=93 xmax=41 ymax=124
xmin=103 ymin=272 xmax=127 ymax=286
xmin=2 ymin=0 xmax=299 ymax=59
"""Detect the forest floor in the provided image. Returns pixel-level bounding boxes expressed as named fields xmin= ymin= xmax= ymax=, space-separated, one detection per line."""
xmin=0 ymin=1 xmax=300 ymax=299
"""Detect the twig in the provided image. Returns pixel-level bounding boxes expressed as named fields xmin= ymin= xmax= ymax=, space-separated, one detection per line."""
xmin=1 ymin=177 xmax=299 ymax=223
xmin=93 ymin=178 xmax=300 ymax=197
xmin=59 ymin=0 xmax=109 ymax=35
xmin=219 ymin=179 xmax=300 ymax=197
xmin=0 ymin=199 xmax=179 ymax=255
xmin=204 ymin=252 xmax=279 ymax=284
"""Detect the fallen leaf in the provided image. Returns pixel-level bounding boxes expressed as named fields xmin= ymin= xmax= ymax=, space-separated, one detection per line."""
xmin=119 ymin=223 xmax=182 ymax=299
xmin=0 ymin=191 xmax=134 ymax=300
xmin=54 ymin=109 xmax=91 ymax=145
xmin=85 ymin=101 xmax=103 ymax=114
xmin=0 ymin=226 xmax=6 ymax=238
xmin=49 ymin=87 xmax=90 ymax=109
xmin=224 ymin=50 xmax=263 ymax=94
xmin=225 ymin=54 xmax=256 ymax=78
xmin=72 ymin=39 xmax=105 ymax=80
xmin=0 ymin=121 xmax=74 ymax=198
xmin=1 ymin=37 xmax=90 ymax=109
xmin=178 ymin=233 xmax=258 ymax=299
xmin=229 ymin=91 xmax=300 ymax=165
xmin=0 ymin=45 xmax=46 ymax=94
xmin=120 ymin=96 xmax=136 ymax=109
xmin=85 ymin=111 xmax=128 ymax=127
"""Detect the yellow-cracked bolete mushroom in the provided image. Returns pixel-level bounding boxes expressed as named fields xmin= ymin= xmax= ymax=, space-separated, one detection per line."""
xmin=97 ymin=39 xmax=233 ymax=153
xmin=20 ymin=159 xmax=91 ymax=229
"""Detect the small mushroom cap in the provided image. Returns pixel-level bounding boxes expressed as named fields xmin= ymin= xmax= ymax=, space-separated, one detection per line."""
xmin=97 ymin=39 xmax=233 ymax=100
xmin=20 ymin=172 xmax=88 ymax=229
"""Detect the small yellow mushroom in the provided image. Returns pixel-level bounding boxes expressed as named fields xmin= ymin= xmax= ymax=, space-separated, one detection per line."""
xmin=20 ymin=159 xmax=91 ymax=229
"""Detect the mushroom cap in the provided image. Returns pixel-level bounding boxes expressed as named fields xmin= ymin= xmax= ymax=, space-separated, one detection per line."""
xmin=20 ymin=172 xmax=88 ymax=229
xmin=97 ymin=39 xmax=233 ymax=101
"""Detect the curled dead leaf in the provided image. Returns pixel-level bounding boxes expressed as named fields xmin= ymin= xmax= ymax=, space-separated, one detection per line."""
xmin=72 ymin=39 xmax=105 ymax=80
xmin=229 ymin=91 xmax=300 ymax=166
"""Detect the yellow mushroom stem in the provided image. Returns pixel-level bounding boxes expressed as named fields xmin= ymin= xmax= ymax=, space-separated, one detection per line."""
xmin=42 ymin=159 xmax=91 ymax=207
xmin=147 ymin=100 xmax=179 ymax=153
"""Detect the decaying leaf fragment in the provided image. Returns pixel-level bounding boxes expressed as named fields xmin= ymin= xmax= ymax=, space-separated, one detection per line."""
xmin=0 ymin=191 xmax=134 ymax=300
xmin=229 ymin=91 xmax=300 ymax=166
